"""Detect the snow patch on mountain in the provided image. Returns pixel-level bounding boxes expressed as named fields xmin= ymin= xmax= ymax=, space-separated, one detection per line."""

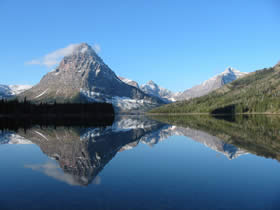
xmin=34 ymin=88 xmax=49 ymax=99
xmin=9 ymin=85 xmax=33 ymax=95
xmin=80 ymin=89 xmax=160 ymax=113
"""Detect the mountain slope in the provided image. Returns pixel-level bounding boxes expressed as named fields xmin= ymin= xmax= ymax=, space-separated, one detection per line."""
xmin=151 ymin=63 xmax=280 ymax=114
xmin=176 ymin=67 xmax=247 ymax=101
xmin=140 ymin=80 xmax=178 ymax=102
xmin=18 ymin=43 xmax=164 ymax=112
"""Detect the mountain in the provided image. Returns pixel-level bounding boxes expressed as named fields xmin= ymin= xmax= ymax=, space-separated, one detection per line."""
xmin=176 ymin=67 xmax=247 ymax=101
xmin=140 ymin=80 xmax=179 ymax=102
xmin=150 ymin=63 xmax=280 ymax=114
xmin=0 ymin=84 xmax=32 ymax=99
xmin=118 ymin=78 xmax=178 ymax=102
xmin=18 ymin=43 xmax=164 ymax=113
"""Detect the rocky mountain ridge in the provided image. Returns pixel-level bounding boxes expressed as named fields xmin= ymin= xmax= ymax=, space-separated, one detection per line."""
xmin=18 ymin=43 xmax=164 ymax=113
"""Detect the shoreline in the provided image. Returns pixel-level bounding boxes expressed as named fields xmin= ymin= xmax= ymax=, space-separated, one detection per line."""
xmin=146 ymin=112 xmax=280 ymax=116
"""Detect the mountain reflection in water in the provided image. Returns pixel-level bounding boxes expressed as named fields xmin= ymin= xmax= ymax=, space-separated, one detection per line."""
xmin=1 ymin=114 xmax=279 ymax=186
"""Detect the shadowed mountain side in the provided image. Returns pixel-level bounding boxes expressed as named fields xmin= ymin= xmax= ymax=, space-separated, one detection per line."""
xmin=16 ymin=119 xmax=166 ymax=186
xmin=151 ymin=115 xmax=280 ymax=161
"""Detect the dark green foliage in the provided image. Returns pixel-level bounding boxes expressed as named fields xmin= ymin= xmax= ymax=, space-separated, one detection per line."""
xmin=0 ymin=115 xmax=115 ymax=131
xmin=0 ymin=99 xmax=114 ymax=116
xmin=150 ymin=65 xmax=280 ymax=114
xmin=0 ymin=99 xmax=115 ymax=130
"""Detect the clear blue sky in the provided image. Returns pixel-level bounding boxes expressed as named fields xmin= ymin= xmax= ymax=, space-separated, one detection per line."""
xmin=0 ymin=0 xmax=279 ymax=92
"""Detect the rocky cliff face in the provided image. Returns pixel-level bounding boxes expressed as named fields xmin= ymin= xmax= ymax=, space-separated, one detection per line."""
xmin=176 ymin=67 xmax=247 ymax=100
xmin=19 ymin=43 xmax=164 ymax=113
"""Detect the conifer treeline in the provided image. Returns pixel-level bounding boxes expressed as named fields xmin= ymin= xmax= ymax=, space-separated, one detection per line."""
xmin=0 ymin=116 xmax=114 ymax=131
xmin=0 ymin=99 xmax=114 ymax=116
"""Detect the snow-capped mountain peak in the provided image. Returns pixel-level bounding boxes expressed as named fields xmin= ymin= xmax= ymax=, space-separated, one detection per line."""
xmin=147 ymin=80 xmax=157 ymax=86
xmin=19 ymin=43 xmax=164 ymax=113
xmin=223 ymin=66 xmax=235 ymax=74
xmin=176 ymin=67 xmax=247 ymax=101
xmin=140 ymin=80 xmax=177 ymax=102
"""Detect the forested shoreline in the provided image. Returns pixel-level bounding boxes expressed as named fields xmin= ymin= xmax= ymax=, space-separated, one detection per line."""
xmin=0 ymin=99 xmax=114 ymax=116
xmin=150 ymin=64 xmax=280 ymax=114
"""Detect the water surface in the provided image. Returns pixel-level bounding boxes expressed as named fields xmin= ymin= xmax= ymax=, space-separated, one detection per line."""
xmin=1 ymin=115 xmax=280 ymax=210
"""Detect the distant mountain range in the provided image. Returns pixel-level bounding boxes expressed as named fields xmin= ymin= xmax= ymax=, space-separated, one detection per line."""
xmin=119 ymin=67 xmax=246 ymax=103
xmin=151 ymin=63 xmax=280 ymax=114
xmin=118 ymin=78 xmax=179 ymax=102
xmin=176 ymin=67 xmax=247 ymax=101
xmin=0 ymin=84 xmax=32 ymax=99
xmin=1 ymin=43 xmax=248 ymax=112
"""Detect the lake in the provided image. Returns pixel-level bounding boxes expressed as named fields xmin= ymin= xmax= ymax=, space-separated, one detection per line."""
xmin=1 ymin=115 xmax=280 ymax=210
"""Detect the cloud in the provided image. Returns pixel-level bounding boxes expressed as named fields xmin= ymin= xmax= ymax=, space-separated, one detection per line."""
xmin=93 ymin=44 xmax=101 ymax=53
xmin=25 ymin=43 xmax=80 ymax=68
xmin=25 ymin=161 xmax=101 ymax=186
xmin=26 ymin=43 xmax=101 ymax=68
xmin=25 ymin=161 xmax=81 ymax=186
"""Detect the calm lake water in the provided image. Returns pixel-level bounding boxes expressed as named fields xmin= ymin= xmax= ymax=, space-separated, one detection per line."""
xmin=1 ymin=115 xmax=280 ymax=210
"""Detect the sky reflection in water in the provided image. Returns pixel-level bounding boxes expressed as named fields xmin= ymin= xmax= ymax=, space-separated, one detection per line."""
xmin=0 ymin=115 xmax=280 ymax=210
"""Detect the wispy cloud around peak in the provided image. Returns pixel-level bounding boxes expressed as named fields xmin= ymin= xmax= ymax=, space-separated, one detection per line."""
xmin=93 ymin=44 xmax=101 ymax=53
xmin=25 ymin=43 xmax=101 ymax=68
xmin=25 ymin=43 xmax=80 ymax=68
